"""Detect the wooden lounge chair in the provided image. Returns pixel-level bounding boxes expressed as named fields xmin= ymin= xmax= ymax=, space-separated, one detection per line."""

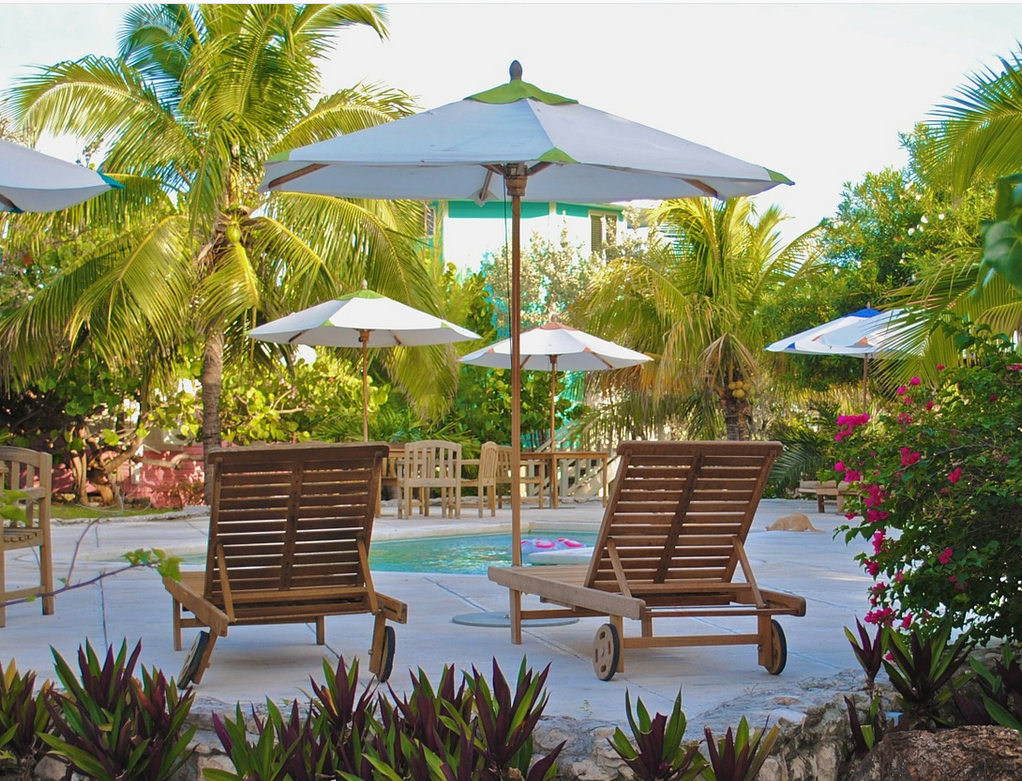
xmin=164 ymin=442 xmax=407 ymax=686
xmin=488 ymin=440 xmax=806 ymax=680
xmin=0 ymin=447 xmax=54 ymax=627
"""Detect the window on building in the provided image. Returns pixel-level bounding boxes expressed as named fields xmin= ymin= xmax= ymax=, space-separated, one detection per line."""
xmin=590 ymin=212 xmax=618 ymax=256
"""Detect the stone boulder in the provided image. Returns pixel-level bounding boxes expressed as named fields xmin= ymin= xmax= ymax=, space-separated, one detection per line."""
xmin=847 ymin=726 xmax=1022 ymax=781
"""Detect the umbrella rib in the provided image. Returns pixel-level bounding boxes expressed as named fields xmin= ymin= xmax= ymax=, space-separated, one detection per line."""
xmin=0 ymin=193 xmax=17 ymax=211
xmin=266 ymin=163 xmax=327 ymax=190
xmin=684 ymin=179 xmax=719 ymax=198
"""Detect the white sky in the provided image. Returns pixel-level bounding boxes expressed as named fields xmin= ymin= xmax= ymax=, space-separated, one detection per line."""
xmin=1 ymin=2 xmax=1019 ymax=241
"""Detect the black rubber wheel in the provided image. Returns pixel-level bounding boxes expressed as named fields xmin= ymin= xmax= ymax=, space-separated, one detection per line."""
xmin=593 ymin=623 xmax=621 ymax=681
xmin=377 ymin=625 xmax=396 ymax=683
xmin=764 ymin=619 xmax=787 ymax=675
xmin=178 ymin=631 xmax=209 ymax=689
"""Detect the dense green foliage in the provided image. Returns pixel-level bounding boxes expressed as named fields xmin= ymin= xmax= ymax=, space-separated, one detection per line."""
xmin=835 ymin=325 xmax=1022 ymax=645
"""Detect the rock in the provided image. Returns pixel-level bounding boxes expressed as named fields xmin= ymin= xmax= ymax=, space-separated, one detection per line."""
xmin=847 ymin=726 xmax=1022 ymax=781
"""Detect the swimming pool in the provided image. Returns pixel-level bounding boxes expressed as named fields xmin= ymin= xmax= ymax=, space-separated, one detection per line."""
xmin=167 ymin=531 xmax=597 ymax=575
xmin=370 ymin=532 xmax=597 ymax=575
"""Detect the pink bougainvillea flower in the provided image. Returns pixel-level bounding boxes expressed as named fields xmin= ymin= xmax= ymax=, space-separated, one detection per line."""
xmin=990 ymin=394 xmax=998 ymax=402
xmin=910 ymin=376 xmax=921 ymax=386
xmin=894 ymin=570 xmax=905 ymax=583
xmin=834 ymin=461 xmax=846 ymax=472
xmin=938 ymin=547 xmax=953 ymax=565
xmin=900 ymin=447 xmax=921 ymax=467
xmin=897 ymin=413 xmax=914 ymax=425
xmin=844 ymin=469 xmax=861 ymax=482
xmin=948 ymin=467 xmax=962 ymax=484
xmin=865 ymin=559 xmax=881 ymax=577
xmin=925 ymin=400 xmax=934 ymax=411
xmin=896 ymin=385 xmax=908 ymax=395
xmin=871 ymin=531 xmax=885 ymax=554
xmin=900 ymin=613 xmax=914 ymax=629
xmin=1008 ymin=364 xmax=1022 ymax=371
xmin=937 ymin=364 xmax=945 ymax=371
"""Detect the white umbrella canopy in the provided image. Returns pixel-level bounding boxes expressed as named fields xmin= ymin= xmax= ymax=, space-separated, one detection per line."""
xmin=766 ymin=308 xmax=911 ymax=405
xmin=460 ymin=321 xmax=651 ymax=450
xmin=261 ymin=61 xmax=791 ymax=570
xmin=249 ymin=287 xmax=480 ymax=440
xmin=0 ymin=138 xmax=119 ymax=212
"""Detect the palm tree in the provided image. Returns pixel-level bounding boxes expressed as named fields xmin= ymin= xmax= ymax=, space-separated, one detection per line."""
xmin=0 ymin=5 xmax=452 ymax=497
xmin=579 ymin=197 xmax=822 ymax=440
xmin=924 ymin=46 xmax=1022 ymax=192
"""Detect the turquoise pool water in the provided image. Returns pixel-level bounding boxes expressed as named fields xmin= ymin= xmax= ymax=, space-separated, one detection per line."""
xmin=370 ymin=532 xmax=597 ymax=575
xmin=171 ymin=532 xmax=597 ymax=575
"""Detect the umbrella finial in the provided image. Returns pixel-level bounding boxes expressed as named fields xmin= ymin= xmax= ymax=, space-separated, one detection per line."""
xmin=509 ymin=60 xmax=523 ymax=81
xmin=361 ymin=279 xmax=368 ymax=290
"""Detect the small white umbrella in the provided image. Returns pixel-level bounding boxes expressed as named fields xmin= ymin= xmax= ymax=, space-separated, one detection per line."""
xmin=766 ymin=308 xmax=909 ymax=405
xmin=460 ymin=321 xmax=650 ymax=450
xmin=262 ymin=61 xmax=790 ymax=569
xmin=0 ymin=138 xmax=120 ymax=212
xmin=249 ymin=285 xmax=480 ymax=440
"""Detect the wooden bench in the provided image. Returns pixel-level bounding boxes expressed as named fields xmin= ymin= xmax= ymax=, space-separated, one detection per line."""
xmin=0 ymin=447 xmax=54 ymax=627
xmin=795 ymin=480 xmax=851 ymax=513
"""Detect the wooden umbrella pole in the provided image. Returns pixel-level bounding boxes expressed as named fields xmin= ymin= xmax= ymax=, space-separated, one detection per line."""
xmin=550 ymin=356 xmax=558 ymax=453
xmin=862 ymin=354 xmax=869 ymax=411
xmin=509 ymin=184 xmax=524 ymax=569
xmin=360 ymin=331 xmax=370 ymax=442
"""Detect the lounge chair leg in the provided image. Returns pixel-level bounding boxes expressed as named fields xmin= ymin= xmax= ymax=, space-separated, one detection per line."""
xmin=172 ymin=598 xmax=183 ymax=651
xmin=0 ymin=551 xmax=7 ymax=628
xmin=191 ymin=632 xmax=218 ymax=685
xmin=316 ymin=616 xmax=326 ymax=645
xmin=611 ymin=615 xmax=625 ymax=673
xmin=509 ymin=589 xmax=522 ymax=645
xmin=369 ymin=612 xmax=387 ymax=675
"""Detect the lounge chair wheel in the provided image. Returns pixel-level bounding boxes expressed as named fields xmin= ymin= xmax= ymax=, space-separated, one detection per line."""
xmin=764 ymin=619 xmax=787 ymax=675
xmin=377 ymin=625 xmax=396 ymax=683
xmin=178 ymin=631 xmax=210 ymax=689
xmin=593 ymin=623 xmax=620 ymax=681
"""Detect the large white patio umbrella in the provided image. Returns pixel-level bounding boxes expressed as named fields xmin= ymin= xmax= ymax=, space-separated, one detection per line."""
xmin=460 ymin=321 xmax=650 ymax=451
xmin=261 ymin=61 xmax=791 ymax=571
xmin=249 ymin=285 xmax=480 ymax=441
xmin=766 ymin=308 xmax=910 ymax=406
xmin=0 ymin=138 xmax=119 ymax=212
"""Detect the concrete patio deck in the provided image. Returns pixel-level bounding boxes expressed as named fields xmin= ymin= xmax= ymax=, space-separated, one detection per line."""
xmin=1 ymin=497 xmax=872 ymax=730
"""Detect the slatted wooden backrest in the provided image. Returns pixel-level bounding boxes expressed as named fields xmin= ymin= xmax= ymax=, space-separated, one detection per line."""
xmin=402 ymin=440 xmax=462 ymax=489
xmin=0 ymin=446 xmax=51 ymax=498
xmin=204 ymin=442 xmax=387 ymax=606
xmin=585 ymin=441 xmax=782 ymax=592
xmin=477 ymin=442 xmax=500 ymax=486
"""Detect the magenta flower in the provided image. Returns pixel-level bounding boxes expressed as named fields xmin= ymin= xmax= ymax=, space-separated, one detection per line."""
xmin=834 ymin=461 xmax=846 ymax=472
xmin=844 ymin=469 xmax=861 ymax=482
xmin=865 ymin=559 xmax=881 ymax=577
xmin=925 ymin=400 xmax=934 ymax=410
xmin=948 ymin=467 xmax=962 ymax=484
xmin=896 ymin=385 xmax=908 ymax=395
xmin=900 ymin=613 xmax=913 ymax=629
xmin=900 ymin=447 xmax=921 ymax=467
xmin=937 ymin=364 xmax=945 ymax=371
xmin=910 ymin=376 xmax=921 ymax=386
xmin=872 ymin=529 xmax=886 ymax=554
xmin=938 ymin=547 xmax=953 ymax=565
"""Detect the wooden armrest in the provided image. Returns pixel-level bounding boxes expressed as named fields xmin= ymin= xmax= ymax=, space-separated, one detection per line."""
xmin=163 ymin=574 xmax=231 ymax=636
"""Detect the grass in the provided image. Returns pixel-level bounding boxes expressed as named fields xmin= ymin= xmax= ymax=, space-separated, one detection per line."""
xmin=50 ymin=503 xmax=183 ymax=521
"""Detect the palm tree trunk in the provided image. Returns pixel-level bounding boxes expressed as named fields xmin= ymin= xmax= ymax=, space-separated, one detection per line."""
xmin=722 ymin=398 xmax=752 ymax=441
xmin=200 ymin=327 xmax=224 ymax=502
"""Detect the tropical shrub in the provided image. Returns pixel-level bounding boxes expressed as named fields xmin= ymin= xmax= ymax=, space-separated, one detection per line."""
xmin=834 ymin=324 xmax=1022 ymax=644
xmin=42 ymin=641 xmax=196 ymax=781
xmin=0 ymin=661 xmax=52 ymax=781
xmin=211 ymin=657 xmax=562 ymax=781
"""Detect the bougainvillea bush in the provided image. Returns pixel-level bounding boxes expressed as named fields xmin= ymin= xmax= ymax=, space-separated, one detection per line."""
xmin=835 ymin=326 xmax=1022 ymax=645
